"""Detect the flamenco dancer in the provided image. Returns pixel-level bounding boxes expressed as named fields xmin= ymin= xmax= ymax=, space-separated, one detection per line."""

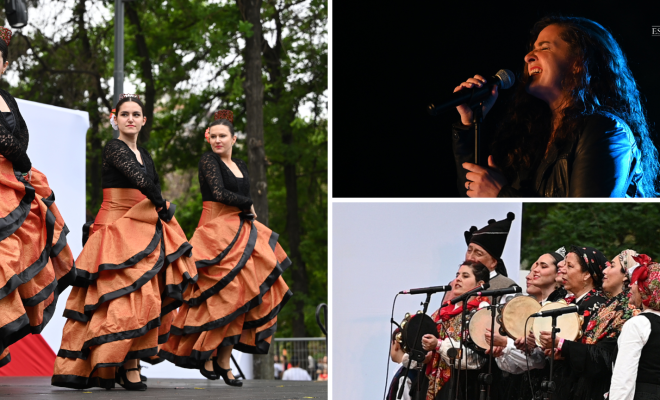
xmin=51 ymin=94 xmax=197 ymax=390
xmin=453 ymin=16 xmax=657 ymax=197
xmin=0 ymin=26 xmax=76 ymax=367
xmin=159 ymin=110 xmax=292 ymax=386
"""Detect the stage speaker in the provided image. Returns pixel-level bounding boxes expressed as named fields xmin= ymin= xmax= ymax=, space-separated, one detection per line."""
xmin=5 ymin=0 xmax=28 ymax=28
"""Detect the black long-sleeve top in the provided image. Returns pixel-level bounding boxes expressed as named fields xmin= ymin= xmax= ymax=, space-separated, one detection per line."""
xmin=0 ymin=89 xmax=31 ymax=172
xmin=198 ymin=152 xmax=252 ymax=210
xmin=452 ymin=111 xmax=646 ymax=197
xmin=102 ymin=139 xmax=166 ymax=209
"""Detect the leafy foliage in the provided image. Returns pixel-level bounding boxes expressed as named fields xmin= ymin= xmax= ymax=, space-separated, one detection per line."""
xmin=521 ymin=203 xmax=660 ymax=268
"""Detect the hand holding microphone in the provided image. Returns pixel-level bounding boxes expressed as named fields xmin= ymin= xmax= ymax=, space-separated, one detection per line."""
xmin=455 ymin=75 xmax=500 ymax=126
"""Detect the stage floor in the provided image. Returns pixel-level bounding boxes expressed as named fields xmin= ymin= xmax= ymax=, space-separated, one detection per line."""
xmin=0 ymin=377 xmax=327 ymax=399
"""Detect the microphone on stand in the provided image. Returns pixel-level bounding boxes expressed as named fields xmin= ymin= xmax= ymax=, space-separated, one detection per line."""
xmin=399 ymin=285 xmax=452 ymax=295
xmin=428 ymin=69 xmax=516 ymax=116
xmin=475 ymin=286 xmax=522 ymax=298
xmin=530 ymin=304 xmax=579 ymax=318
xmin=445 ymin=283 xmax=490 ymax=306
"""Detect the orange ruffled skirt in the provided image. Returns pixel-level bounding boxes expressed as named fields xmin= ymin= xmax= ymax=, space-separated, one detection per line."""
xmin=51 ymin=189 xmax=197 ymax=389
xmin=159 ymin=202 xmax=292 ymax=368
xmin=0 ymin=157 xmax=75 ymax=368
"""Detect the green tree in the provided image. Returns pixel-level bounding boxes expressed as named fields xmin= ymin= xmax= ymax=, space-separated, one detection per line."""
xmin=521 ymin=203 xmax=660 ymax=268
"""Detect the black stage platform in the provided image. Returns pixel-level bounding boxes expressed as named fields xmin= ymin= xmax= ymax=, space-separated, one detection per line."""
xmin=0 ymin=377 xmax=327 ymax=399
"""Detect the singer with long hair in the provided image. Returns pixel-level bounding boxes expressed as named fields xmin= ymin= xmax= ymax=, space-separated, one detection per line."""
xmin=51 ymin=94 xmax=197 ymax=391
xmin=0 ymin=26 xmax=76 ymax=368
xmin=421 ymin=260 xmax=490 ymax=400
xmin=159 ymin=110 xmax=292 ymax=387
xmin=453 ymin=15 xmax=658 ymax=197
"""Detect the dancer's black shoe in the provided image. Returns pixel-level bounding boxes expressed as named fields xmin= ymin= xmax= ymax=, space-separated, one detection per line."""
xmin=200 ymin=359 xmax=219 ymax=380
xmin=213 ymin=359 xmax=243 ymax=387
xmin=138 ymin=364 xmax=147 ymax=382
xmin=117 ymin=367 xmax=148 ymax=391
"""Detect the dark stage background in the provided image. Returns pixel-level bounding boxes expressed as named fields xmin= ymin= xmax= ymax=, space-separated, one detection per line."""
xmin=332 ymin=0 xmax=660 ymax=197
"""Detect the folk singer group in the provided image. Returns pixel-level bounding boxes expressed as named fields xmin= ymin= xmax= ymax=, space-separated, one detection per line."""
xmin=388 ymin=213 xmax=658 ymax=400
xmin=0 ymin=26 xmax=292 ymax=391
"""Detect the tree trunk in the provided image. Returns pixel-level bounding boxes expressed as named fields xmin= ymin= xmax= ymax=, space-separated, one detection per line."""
xmin=74 ymin=0 xmax=103 ymax=215
xmin=283 ymin=135 xmax=309 ymax=338
xmin=237 ymin=0 xmax=268 ymax=225
xmin=237 ymin=0 xmax=271 ymax=379
xmin=125 ymin=2 xmax=155 ymax=145
xmin=261 ymin=4 xmax=309 ymax=338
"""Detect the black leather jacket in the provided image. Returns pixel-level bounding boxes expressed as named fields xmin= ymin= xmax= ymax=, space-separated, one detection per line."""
xmin=452 ymin=111 xmax=646 ymax=197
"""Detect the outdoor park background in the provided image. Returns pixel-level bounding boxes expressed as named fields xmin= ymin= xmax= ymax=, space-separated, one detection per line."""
xmin=0 ymin=0 xmax=327 ymax=341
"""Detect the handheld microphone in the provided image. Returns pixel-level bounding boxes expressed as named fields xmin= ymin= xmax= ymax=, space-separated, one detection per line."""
xmin=399 ymin=285 xmax=452 ymax=295
xmin=475 ymin=286 xmax=522 ymax=298
xmin=428 ymin=69 xmax=515 ymax=116
xmin=530 ymin=304 xmax=579 ymax=318
xmin=446 ymin=283 xmax=490 ymax=306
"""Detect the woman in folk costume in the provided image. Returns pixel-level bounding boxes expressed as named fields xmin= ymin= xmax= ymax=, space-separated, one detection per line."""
xmin=159 ymin=110 xmax=292 ymax=386
xmin=420 ymin=260 xmax=491 ymax=400
xmin=610 ymin=254 xmax=660 ymax=400
xmin=537 ymin=248 xmax=640 ymax=399
xmin=0 ymin=26 xmax=76 ymax=367
xmin=51 ymin=94 xmax=197 ymax=391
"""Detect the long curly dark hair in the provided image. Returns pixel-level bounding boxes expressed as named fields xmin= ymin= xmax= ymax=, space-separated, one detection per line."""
xmin=491 ymin=15 xmax=659 ymax=196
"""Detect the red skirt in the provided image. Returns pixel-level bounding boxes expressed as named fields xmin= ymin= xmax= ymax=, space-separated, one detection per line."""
xmin=51 ymin=188 xmax=197 ymax=389
xmin=0 ymin=157 xmax=75 ymax=368
xmin=159 ymin=202 xmax=292 ymax=368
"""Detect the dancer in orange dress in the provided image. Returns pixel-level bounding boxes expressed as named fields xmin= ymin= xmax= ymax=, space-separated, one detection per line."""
xmin=159 ymin=110 xmax=292 ymax=386
xmin=0 ymin=26 xmax=76 ymax=368
xmin=51 ymin=94 xmax=197 ymax=390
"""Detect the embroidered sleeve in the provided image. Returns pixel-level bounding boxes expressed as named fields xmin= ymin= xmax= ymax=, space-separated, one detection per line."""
xmin=103 ymin=140 xmax=166 ymax=208
xmin=199 ymin=152 xmax=253 ymax=209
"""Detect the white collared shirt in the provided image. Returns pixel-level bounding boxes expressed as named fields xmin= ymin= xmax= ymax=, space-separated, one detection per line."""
xmin=609 ymin=309 xmax=660 ymax=400
xmin=281 ymin=366 xmax=312 ymax=381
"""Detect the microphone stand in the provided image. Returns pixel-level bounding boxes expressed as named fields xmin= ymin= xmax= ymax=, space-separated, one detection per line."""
xmin=455 ymin=299 xmax=471 ymax=400
xmin=397 ymin=292 xmax=434 ymax=400
xmin=478 ymin=304 xmax=497 ymax=400
xmin=541 ymin=316 xmax=559 ymax=400
xmin=473 ymin=102 xmax=484 ymax=166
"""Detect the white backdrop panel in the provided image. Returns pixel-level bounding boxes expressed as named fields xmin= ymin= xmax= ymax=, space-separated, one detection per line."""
xmin=16 ymin=99 xmax=88 ymax=355
xmin=332 ymin=202 xmax=522 ymax=399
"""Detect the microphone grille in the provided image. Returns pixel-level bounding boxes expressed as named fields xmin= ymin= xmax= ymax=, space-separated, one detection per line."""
xmin=495 ymin=69 xmax=515 ymax=90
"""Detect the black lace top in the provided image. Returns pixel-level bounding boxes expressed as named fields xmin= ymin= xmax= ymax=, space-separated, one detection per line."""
xmin=198 ymin=152 xmax=252 ymax=209
xmin=102 ymin=139 xmax=166 ymax=208
xmin=0 ymin=89 xmax=31 ymax=172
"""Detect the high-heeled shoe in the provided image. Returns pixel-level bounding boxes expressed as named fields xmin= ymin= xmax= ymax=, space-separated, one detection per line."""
xmin=213 ymin=359 xmax=243 ymax=387
xmin=200 ymin=359 xmax=219 ymax=380
xmin=138 ymin=364 xmax=147 ymax=383
xmin=116 ymin=367 xmax=148 ymax=391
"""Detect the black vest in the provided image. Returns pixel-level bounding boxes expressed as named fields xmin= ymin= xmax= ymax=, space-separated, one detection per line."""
xmin=637 ymin=313 xmax=660 ymax=385
xmin=387 ymin=365 xmax=419 ymax=400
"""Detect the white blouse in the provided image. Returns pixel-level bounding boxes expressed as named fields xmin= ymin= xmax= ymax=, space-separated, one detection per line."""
xmin=609 ymin=309 xmax=660 ymax=400
xmin=495 ymin=337 xmax=546 ymax=374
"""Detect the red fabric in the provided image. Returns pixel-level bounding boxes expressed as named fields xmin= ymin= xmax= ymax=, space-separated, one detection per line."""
xmin=0 ymin=334 xmax=55 ymax=376
xmin=437 ymin=295 xmax=487 ymax=322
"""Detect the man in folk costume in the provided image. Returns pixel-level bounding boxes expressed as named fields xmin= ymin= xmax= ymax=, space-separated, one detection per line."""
xmin=464 ymin=212 xmax=518 ymax=291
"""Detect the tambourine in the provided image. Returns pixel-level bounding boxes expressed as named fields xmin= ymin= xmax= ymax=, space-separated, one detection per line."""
xmin=532 ymin=300 xmax=584 ymax=345
xmin=497 ymin=296 xmax=541 ymax=339
xmin=396 ymin=311 xmax=438 ymax=360
xmin=467 ymin=307 xmax=501 ymax=351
